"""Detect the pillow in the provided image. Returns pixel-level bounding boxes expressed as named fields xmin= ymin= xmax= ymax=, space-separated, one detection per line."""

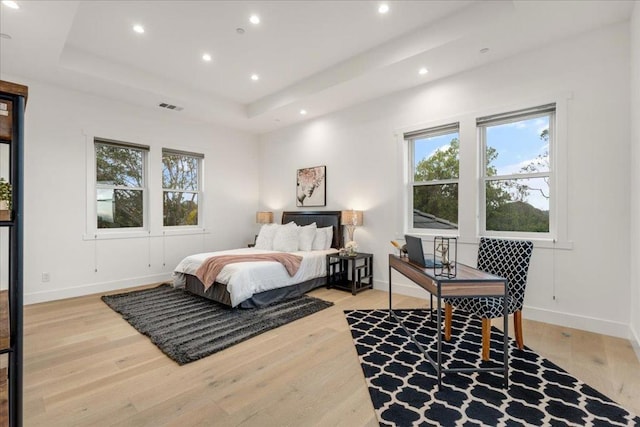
xmin=312 ymin=226 xmax=333 ymax=250
xmin=254 ymin=223 xmax=279 ymax=250
xmin=322 ymin=226 xmax=334 ymax=250
xmin=298 ymin=222 xmax=317 ymax=251
xmin=311 ymin=228 xmax=327 ymax=251
xmin=273 ymin=222 xmax=300 ymax=252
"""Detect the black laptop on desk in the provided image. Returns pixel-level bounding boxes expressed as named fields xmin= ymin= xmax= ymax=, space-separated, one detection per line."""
xmin=404 ymin=235 xmax=441 ymax=268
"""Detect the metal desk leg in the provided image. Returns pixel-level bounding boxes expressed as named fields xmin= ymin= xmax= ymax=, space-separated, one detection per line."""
xmin=437 ymin=290 xmax=442 ymax=389
xmin=388 ymin=265 xmax=392 ymax=320
xmin=503 ymin=282 xmax=509 ymax=388
xmin=429 ymin=294 xmax=434 ymax=325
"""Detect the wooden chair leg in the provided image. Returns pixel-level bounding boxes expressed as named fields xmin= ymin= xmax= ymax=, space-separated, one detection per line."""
xmin=444 ymin=303 xmax=452 ymax=341
xmin=514 ymin=310 xmax=524 ymax=349
xmin=482 ymin=318 xmax=491 ymax=361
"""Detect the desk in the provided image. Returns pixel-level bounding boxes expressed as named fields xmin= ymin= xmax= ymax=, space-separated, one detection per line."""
xmin=388 ymin=254 xmax=508 ymax=389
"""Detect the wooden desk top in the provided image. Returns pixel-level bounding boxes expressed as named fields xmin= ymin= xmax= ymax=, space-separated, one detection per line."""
xmin=389 ymin=254 xmax=506 ymax=298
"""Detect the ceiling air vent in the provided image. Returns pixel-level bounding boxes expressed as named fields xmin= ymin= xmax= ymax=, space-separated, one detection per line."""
xmin=158 ymin=102 xmax=184 ymax=112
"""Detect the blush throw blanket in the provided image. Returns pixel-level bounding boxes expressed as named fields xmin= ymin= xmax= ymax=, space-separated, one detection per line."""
xmin=195 ymin=253 xmax=304 ymax=291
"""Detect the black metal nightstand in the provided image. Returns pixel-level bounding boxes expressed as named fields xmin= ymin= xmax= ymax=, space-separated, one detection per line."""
xmin=326 ymin=252 xmax=373 ymax=295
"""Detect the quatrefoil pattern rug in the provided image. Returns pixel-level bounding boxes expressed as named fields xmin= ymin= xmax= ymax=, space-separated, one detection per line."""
xmin=345 ymin=308 xmax=639 ymax=427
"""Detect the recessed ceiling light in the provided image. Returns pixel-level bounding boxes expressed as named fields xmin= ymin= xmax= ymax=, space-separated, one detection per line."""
xmin=251 ymin=74 xmax=259 ymax=81
xmin=300 ymin=109 xmax=307 ymax=115
xmin=418 ymin=67 xmax=428 ymax=75
xmin=0 ymin=33 xmax=11 ymax=40
xmin=133 ymin=24 xmax=145 ymax=34
xmin=1 ymin=1 xmax=19 ymax=10
xmin=480 ymin=47 xmax=490 ymax=54
xmin=202 ymin=53 xmax=212 ymax=62
xmin=378 ymin=4 xmax=389 ymax=14
xmin=236 ymin=27 xmax=245 ymax=35
xmin=249 ymin=14 xmax=260 ymax=25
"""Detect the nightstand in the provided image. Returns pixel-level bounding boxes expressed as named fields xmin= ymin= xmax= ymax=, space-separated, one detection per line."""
xmin=326 ymin=252 xmax=373 ymax=295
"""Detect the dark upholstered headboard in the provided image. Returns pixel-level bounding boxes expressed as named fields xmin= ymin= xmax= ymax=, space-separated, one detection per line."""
xmin=281 ymin=211 xmax=342 ymax=249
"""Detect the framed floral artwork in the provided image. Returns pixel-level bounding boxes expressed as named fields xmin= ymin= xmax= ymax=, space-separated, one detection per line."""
xmin=296 ymin=165 xmax=326 ymax=207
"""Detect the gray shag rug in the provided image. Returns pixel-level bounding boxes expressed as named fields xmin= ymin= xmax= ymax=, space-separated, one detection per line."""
xmin=102 ymin=284 xmax=333 ymax=365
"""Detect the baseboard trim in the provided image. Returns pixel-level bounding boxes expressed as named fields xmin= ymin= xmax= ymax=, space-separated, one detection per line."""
xmin=628 ymin=322 xmax=640 ymax=362
xmin=373 ymin=279 xmax=633 ymax=340
xmin=25 ymin=273 xmax=172 ymax=305
xmin=522 ymin=306 xmax=630 ymax=339
xmin=373 ymin=280 xmax=431 ymax=302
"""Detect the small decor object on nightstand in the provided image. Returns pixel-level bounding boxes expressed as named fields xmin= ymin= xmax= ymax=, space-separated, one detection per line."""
xmin=345 ymin=240 xmax=358 ymax=256
xmin=434 ymin=236 xmax=457 ymax=278
xmin=0 ymin=177 xmax=11 ymax=221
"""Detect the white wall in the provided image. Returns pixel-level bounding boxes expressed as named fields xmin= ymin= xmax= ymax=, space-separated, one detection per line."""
xmin=630 ymin=3 xmax=640 ymax=348
xmin=15 ymin=78 xmax=259 ymax=303
xmin=259 ymin=22 xmax=634 ymax=339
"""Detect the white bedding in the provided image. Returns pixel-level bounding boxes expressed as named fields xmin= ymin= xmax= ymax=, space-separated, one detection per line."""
xmin=172 ymin=247 xmax=338 ymax=307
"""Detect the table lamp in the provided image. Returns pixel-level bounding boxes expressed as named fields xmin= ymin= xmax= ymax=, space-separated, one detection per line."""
xmin=341 ymin=209 xmax=363 ymax=244
xmin=256 ymin=211 xmax=273 ymax=224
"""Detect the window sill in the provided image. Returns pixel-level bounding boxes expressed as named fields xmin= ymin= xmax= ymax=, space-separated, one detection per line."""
xmin=400 ymin=232 xmax=573 ymax=250
xmin=83 ymin=228 xmax=209 ymax=241
xmin=162 ymin=227 xmax=208 ymax=237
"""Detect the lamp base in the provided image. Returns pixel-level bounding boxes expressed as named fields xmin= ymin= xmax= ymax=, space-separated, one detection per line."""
xmin=346 ymin=226 xmax=355 ymax=243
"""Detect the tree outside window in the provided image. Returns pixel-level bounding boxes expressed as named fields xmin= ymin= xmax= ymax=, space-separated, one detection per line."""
xmin=95 ymin=141 xmax=147 ymax=229
xmin=162 ymin=150 xmax=202 ymax=226
xmin=480 ymin=107 xmax=553 ymax=233
xmin=406 ymin=104 xmax=554 ymax=235
xmin=408 ymin=124 xmax=459 ymax=229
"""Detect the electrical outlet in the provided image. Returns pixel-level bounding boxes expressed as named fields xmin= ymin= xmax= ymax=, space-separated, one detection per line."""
xmin=41 ymin=272 xmax=50 ymax=282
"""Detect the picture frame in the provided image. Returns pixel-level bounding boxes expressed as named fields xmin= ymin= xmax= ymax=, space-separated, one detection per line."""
xmin=296 ymin=165 xmax=326 ymax=207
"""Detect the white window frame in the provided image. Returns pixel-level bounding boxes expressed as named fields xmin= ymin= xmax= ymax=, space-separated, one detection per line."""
xmin=93 ymin=137 xmax=149 ymax=235
xmin=161 ymin=148 xmax=204 ymax=228
xmin=395 ymin=93 xmax=571 ymax=249
xmin=405 ymin=122 xmax=460 ymax=235
xmin=478 ymin=104 xmax=555 ymax=239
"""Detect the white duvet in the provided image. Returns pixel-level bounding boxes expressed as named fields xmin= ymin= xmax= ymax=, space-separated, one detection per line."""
xmin=172 ymin=247 xmax=338 ymax=307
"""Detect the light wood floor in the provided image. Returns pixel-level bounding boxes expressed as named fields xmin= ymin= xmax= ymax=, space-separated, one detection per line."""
xmin=22 ymin=286 xmax=640 ymax=426
xmin=1 ymin=290 xmax=9 ymax=425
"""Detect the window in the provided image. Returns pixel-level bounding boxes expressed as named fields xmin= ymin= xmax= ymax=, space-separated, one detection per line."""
xmin=478 ymin=104 xmax=555 ymax=234
xmin=95 ymin=139 xmax=148 ymax=229
xmin=405 ymin=123 xmax=460 ymax=230
xmin=162 ymin=149 xmax=203 ymax=227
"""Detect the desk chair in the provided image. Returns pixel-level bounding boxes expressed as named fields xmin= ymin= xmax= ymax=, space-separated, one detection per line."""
xmin=444 ymin=237 xmax=533 ymax=361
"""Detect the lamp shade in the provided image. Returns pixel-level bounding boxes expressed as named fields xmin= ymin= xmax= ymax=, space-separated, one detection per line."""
xmin=256 ymin=211 xmax=273 ymax=224
xmin=341 ymin=210 xmax=363 ymax=226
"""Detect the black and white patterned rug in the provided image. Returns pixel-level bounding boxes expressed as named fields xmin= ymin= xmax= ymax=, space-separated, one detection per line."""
xmin=345 ymin=309 xmax=640 ymax=426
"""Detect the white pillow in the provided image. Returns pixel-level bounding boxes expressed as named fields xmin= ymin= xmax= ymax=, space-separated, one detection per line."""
xmin=298 ymin=222 xmax=317 ymax=251
xmin=311 ymin=228 xmax=327 ymax=251
xmin=273 ymin=222 xmax=300 ymax=252
xmin=254 ymin=223 xmax=279 ymax=250
xmin=322 ymin=226 xmax=334 ymax=250
xmin=312 ymin=226 xmax=333 ymax=250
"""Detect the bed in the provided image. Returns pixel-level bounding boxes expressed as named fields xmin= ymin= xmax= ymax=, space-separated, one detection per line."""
xmin=172 ymin=211 xmax=342 ymax=308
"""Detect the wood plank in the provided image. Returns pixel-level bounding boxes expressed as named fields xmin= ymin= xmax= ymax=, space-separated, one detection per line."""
xmin=0 ymin=291 xmax=7 ymax=427
xmin=0 ymin=366 xmax=7 ymax=427
xmin=0 ymin=80 xmax=28 ymax=102
xmin=21 ymin=287 xmax=640 ymax=426
xmin=0 ymin=290 xmax=8 ymax=351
